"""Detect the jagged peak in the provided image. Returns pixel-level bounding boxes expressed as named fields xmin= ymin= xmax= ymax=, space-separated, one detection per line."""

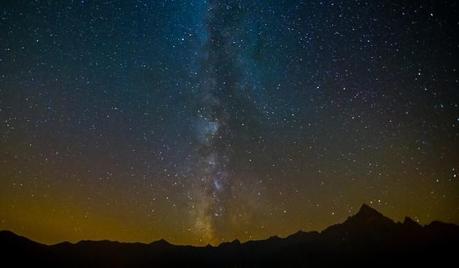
xmin=353 ymin=204 xmax=387 ymax=219
xmin=345 ymin=204 xmax=394 ymax=226
xmin=358 ymin=203 xmax=380 ymax=215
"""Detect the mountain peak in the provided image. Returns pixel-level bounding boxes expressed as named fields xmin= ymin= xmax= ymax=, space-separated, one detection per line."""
xmin=358 ymin=203 xmax=379 ymax=215
xmin=344 ymin=204 xmax=394 ymax=226
xmin=353 ymin=204 xmax=388 ymax=220
xmin=321 ymin=204 xmax=396 ymax=238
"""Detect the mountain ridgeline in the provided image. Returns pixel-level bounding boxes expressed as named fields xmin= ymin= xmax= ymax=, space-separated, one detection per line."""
xmin=1 ymin=204 xmax=458 ymax=267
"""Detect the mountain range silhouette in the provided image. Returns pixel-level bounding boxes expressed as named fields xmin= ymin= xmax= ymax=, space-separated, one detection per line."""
xmin=1 ymin=204 xmax=458 ymax=267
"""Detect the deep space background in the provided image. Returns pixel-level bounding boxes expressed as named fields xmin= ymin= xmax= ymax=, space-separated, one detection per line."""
xmin=0 ymin=0 xmax=458 ymax=245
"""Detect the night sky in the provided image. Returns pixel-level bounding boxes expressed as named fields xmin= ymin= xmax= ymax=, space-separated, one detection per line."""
xmin=1 ymin=0 xmax=458 ymax=246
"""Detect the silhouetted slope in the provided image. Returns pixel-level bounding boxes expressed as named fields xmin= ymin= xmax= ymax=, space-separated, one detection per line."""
xmin=1 ymin=204 xmax=458 ymax=267
xmin=0 ymin=230 xmax=49 ymax=266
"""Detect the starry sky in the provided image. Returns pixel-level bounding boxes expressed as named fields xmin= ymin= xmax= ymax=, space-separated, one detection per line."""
xmin=1 ymin=0 xmax=458 ymax=245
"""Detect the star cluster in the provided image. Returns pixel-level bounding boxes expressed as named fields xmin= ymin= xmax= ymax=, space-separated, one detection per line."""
xmin=0 ymin=0 xmax=458 ymax=245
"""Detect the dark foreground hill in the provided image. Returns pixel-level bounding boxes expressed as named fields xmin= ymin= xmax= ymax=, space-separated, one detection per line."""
xmin=1 ymin=204 xmax=458 ymax=267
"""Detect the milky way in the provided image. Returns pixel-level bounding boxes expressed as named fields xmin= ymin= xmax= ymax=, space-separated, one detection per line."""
xmin=191 ymin=0 xmax=263 ymax=242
